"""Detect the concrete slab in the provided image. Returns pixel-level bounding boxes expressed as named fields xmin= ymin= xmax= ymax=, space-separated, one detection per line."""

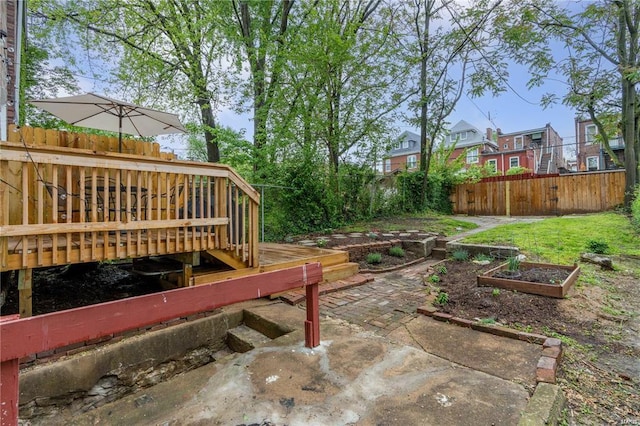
xmin=388 ymin=316 xmax=539 ymax=386
xmin=56 ymin=314 xmax=531 ymax=426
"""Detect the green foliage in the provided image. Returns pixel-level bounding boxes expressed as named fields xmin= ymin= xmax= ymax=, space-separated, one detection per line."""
xmin=461 ymin=213 xmax=640 ymax=264
xmin=505 ymin=166 xmax=532 ymax=176
xmin=435 ymin=291 xmax=449 ymax=305
xmin=316 ymin=239 xmax=328 ymax=248
xmin=507 ymin=256 xmax=521 ymax=271
xmin=389 ymin=246 xmax=405 ymax=257
xmin=428 ymin=274 xmax=441 ymax=283
xmin=451 ymin=249 xmax=469 ymax=261
xmin=473 ymin=253 xmax=494 ymax=262
xmin=478 ymin=317 xmax=496 ymax=324
xmin=585 ymin=239 xmax=610 ymax=255
xmin=436 ymin=265 xmax=448 ymax=275
xmin=632 ymin=185 xmax=640 ymax=232
xmin=492 ymin=288 xmax=501 ymax=297
xmin=457 ymin=162 xmax=501 ymax=183
xmin=366 ymin=253 xmax=382 ymax=264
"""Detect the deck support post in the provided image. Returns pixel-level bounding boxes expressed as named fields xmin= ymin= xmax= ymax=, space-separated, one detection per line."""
xmin=305 ymin=282 xmax=320 ymax=348
xmin=0 ymin=314 xmax=20 ymax=426
xmin=18 ymin=268 xmax=32 ymax=317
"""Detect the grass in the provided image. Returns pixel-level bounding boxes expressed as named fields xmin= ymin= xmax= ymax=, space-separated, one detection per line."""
xmin=337 ymin=212 xmax=478 ymax=236
xmin=460 ymin=212 xmax=640 ymax=264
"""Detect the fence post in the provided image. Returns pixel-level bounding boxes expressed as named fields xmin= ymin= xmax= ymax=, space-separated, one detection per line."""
xmin=505 ymin=181 xmax=511 ymax=217
xmin=305 ymin=282 xmax=320 ymax=348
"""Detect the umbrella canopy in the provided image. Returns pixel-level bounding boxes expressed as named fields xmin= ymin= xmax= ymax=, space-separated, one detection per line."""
xmin=29 ymin=93 xmax=186 ymax=152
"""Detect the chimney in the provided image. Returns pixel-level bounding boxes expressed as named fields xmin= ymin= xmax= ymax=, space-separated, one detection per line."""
xmin=497 ymin=128 xmax=503 ymax=136
xmin=486 ymin=128 xmax=493 ymax=141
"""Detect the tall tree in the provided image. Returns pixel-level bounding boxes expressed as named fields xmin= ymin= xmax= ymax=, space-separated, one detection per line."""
xmin=30 ymin=0 xmax=229 ymax=162
xmin=395 ymin=0 xmax=502 ymax=208
xmin=228 ymin=0 xmax=299 ymax=177
xmin=487 ymin=0 xmax=639 ymax=206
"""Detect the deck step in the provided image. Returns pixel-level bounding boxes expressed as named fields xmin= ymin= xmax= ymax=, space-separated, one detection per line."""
xmin=431 ymin=247 xmax=447 ymax=260
xmin=226 ymin=324 xmax=272 ymax=353
xmin=435 ymin=238 xmax=448 ymax=249
xmin=322 ymin=262 xmax=359 ymax=283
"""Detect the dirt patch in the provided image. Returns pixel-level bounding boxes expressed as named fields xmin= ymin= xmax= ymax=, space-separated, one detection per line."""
xmin=352 ymin=250 xmax=422 ymax=271
xmin=1 ymin=263 xmax=162 ymax=316
xmin=425 ymin=258 xmax=640 ymax=424
xmin=492 ymin=267 xmax=571 ymax=284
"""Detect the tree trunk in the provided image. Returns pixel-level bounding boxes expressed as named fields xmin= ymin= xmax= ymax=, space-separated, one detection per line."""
xmin=198 ymin=100 xmax=220 ymax=163
xmin=418 ymin=3 xmax=431 ymax=210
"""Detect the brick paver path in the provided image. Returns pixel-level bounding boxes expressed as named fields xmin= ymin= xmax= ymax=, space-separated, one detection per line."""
xmin=318 ymin=260 xmax=440 ymax=336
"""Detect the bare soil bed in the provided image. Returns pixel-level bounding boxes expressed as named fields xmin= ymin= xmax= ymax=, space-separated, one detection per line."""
xmin=427 ymin=258 xmax=640 ymax=425
xmin=492 ymin=266 xmax=571 ymax=283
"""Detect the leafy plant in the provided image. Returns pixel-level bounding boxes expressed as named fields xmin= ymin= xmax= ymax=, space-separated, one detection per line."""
xmin=492 ymin=288 xmax=501 ymax=297
xmin=451 ymin=249 xmax=469 ymax=261
xmin=435 ymin=291 xmax=449 ymax=305
xmin=429 ymin=274 xmax=440 ymax=283
xmin=316 ymin=238 xmax=328 ymax=248
xmin=366 ymin=253 xmax=382 ymax=264
xmin=585 ymin=239 xmax=609 ymax=254
xmin=436 ymin=265 xmax=447 ymax=275
xmin=473 ymin=253 xmax=493 ymax=262
xmin=507 ymin=256 xmax=520 ymax=271
xmin=389 ymin=246 xmax=405 ymax=257
xmin=367 ymin=232 xmax=379 ymax=239
xmin=478 ymin=317 xmax=496 ymax=324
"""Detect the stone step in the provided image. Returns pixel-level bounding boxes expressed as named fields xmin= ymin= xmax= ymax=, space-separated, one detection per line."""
xmin=435 ymin=238 xmax=448 ymax=249
xmin=431 ymin=247 xmax=447 ymax=260
xmin=322 ymin=262 xmax=359 ymax=283
xmin=226 ymin=324 xmax=272 ymax=353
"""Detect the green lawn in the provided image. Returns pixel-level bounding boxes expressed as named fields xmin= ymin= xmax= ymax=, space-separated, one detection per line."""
xmin=460 ymin=212 xmax=640 ymax=264
xmin=337 ymin=213 xmax=478 ymax=236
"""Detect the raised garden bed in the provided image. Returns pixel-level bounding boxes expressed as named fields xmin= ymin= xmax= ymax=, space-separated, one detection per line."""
xmin=477 ymin=261 xmax=580 ymax=298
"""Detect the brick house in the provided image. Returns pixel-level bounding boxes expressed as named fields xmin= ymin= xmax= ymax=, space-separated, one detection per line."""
xmin=0 ymin=0 xmax=25 ymax=140
xmin=384 ymin=121 xmax=499 ymax=174
xmin=383 ymin=130 xmax=421 ymax=173
xmin=385 ymin=121 xmax=564 ymax=175
xmin=575 ymin=118 xmax=625 ymax=171
xmin=481 ymin=124 xmax=564 ymax=174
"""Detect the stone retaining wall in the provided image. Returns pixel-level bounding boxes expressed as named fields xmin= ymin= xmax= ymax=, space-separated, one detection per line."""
xmin=19 ymin=308 xmax=245 ymax=421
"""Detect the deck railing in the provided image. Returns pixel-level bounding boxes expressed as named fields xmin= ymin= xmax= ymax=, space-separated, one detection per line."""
xmin=0 ymin=142 xmax=260 ymax=272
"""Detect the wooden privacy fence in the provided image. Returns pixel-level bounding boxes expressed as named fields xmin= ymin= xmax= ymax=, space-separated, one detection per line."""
xmin=0 ymin=142 xmax=260 ymax=272
xmin=451 ymin=170 xmax=626 ymax=216
xmin=6 ymin=124 xmax=176 ymax=159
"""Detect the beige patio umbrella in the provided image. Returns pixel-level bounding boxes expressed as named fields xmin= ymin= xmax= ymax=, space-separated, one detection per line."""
xmin=29 ymin=92 xmax=186 ymax=152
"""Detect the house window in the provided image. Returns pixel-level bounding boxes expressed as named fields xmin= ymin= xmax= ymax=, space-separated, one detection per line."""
xmin=586 ymin=156 xmax=599 ymax=171
xmin=458 ymin=131 xmax=468 ymax=141
xmin=401 ymin=140 xmax=409 ymax=149
xmin=407 ymin=155 xmax=417 ymax=169
xmin=509 ymin=157 xmax=519 ymax=168
xmin=385 ymin=159 xmax=391 ymax=172
xmin=486 ymin=159 xmax=497 ymax=173
xmin=514 ymin=136 xmax=524 ymax=149
xmin=503 ymin=143 xmax=508 ymax=149
xmin=466 ymin=148 xmax=479 ymax=163
xmin=586 ymin=124 xmax=597 ymax=144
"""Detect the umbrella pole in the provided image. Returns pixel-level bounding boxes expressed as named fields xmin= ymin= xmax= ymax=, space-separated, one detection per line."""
xmin=118 ymin=106 xmax=123 ymax=153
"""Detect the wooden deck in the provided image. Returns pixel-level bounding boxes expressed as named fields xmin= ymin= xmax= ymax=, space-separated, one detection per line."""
xmin=193 ymin=243 xmax=356 ymax=286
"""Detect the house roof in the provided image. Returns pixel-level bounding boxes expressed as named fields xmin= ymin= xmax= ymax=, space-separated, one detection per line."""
xmin=444 ymin=120 xmax=496 ymax=149
xmin=388 ymin=130 xmax=421 ymax=156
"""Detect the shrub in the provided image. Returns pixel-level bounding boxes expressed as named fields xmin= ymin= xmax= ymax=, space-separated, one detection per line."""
xmin=316 ymin=238 xmax=328 ymax=248
xmin=435 ymin=291 xmax=449 ymax=305
xmin=366 ymin=253 xmax=382 ymax=264
xmin=586 ymin=239 xmax=609 ymax=254
xmin=451 ymin=249 xmax=469 ymax=261
xmin=506 ymin=166 xmax=532 ymax=176
xmin=389 ymin=246 xmax=405 ymax=257
xmin=436 ymin=265 xmax=447 ymax=275
xmin=428 ymin=274 xmax=440 ymax=283
xmin=492 ymin=288 xmax=500 ymax=297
